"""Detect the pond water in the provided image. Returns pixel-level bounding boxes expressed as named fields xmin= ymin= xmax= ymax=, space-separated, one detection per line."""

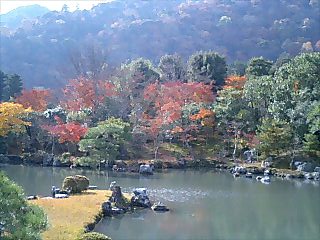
xmin=1 ymin=164 xmax=320 ymax=240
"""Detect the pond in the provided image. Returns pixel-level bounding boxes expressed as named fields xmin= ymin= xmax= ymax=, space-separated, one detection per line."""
xmin=1 ymin=164 xmax=320 ymax=240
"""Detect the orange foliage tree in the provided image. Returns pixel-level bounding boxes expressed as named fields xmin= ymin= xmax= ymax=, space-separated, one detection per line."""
xmin=224 ymin=75 xmax=247 ymax=90
xmin=143 ymin=81 xmax=215 ymax=159
xmin=16 ymin=89 xmax=51 ymax=111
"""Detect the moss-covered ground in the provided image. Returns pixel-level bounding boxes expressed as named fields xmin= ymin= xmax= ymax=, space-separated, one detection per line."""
xmin=32 ymin=190 xmax=130 ymax=240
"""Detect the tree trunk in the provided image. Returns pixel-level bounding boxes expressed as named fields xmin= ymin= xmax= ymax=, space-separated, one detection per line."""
xmin=154 ymin=139 xmax=159 ymax=160
xmin=185 ymin=140 xmax=195 ymax=161
xmin=232 ymin=131 xmax=238 ymax=160
xmin=51 ymin=136 xmax=55 ymax=154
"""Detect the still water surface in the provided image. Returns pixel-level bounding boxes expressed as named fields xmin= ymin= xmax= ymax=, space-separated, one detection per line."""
xmin=2 ymin=164 xmax=320 ymax=240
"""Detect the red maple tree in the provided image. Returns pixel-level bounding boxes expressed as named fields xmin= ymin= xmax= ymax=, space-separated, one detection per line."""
xmin=16 ymin=89 xmax=51 ymax=111
xmin=42 ymin=116 xmax=87 ymax=143
xmin=61 ymin=77 xmax=116 ymax=111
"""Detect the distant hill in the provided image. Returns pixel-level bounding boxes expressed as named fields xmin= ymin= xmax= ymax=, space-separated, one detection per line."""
xmin=0 ymin=0 xmax=319 ymax=88
xmin=0 ymin=4 xmax=50 ymax=29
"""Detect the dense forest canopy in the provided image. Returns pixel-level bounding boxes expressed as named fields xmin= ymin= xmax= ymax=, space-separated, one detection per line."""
xmin=0 ymin=52 xmax=319 ymax=167
xmin=0 ymin=0 xmax=319 ymax=88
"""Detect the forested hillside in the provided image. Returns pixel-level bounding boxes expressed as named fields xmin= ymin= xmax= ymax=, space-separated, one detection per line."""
xmin=0 ymin=4 xmax=50 ymax=29
xmin=0 ymin=0 xmax=319 ymax=88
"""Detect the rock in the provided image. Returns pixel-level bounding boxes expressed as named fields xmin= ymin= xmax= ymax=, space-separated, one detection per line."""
xmin=114 ymin=160 xmax=127 ymax=168
xmin=78 ymin=232 xmax=111 ymax=240
xmin=52 ymin=157 xmax=61 ymax=167
xmin=261 ymin=160 xmax=272 ymax=168
xmin=133 ymin=188 xmax=147 ymax=196
xmin=177 ymin=159 xmax=186 ymax=168
xmin=294 ymin=161 xmax=303 ymax=167
xmin=111 ymin=207 xmax=125 ymax=214
xmin=112 ymin=164 xmax=118 ymax=171
xmin=233 ymin=166 xmax=247 ymax=174
xmin=314 ymin=167 xmax=320 ymax=173
xmin=151 ymin=202 xmax=169 ymax=212
xmin=233 ymin=172 xmax=240 ymax=178
xmin=245 ymin=173 xmax=253 ymax=178
xmin=27 ymin=195 xmax=38 ymax=200
xmin=304 ymin=173 xmax=314 ymax=180
xmin=243 ymin=149 xmax=256 ymax=162
xmin=139 ymin=164 xmax=153 ymax=175
xmin=131 ymin=188 xmax=151 ymax=208
xmin=264 ymin=169 xmax=272 ymax=176
xmin=112 ymin=164 xmax=126 ymax=172
xmin=286 ymin=174 xmax=293 ymax=179
xmin=261 ymin=176 xmax=271 ymax=183
xmin=256 ymin=176 xmax=263 ymax=181
xmin=102 ymin=201 xmax=112 ymax=216
xmin=111 ymin=186 xmax=123 ymax=204
xmin=247 ymin=167 xmax=264 ymax=174
xmin=109 ymin=181 xmax=116 ymax=191
xmin=62 ymin=175 xmax=89 ymax=193
xmin=54 ymin=193 xmax=69 ymax=199
xmin=297 ymin=162 xmax=314 ymax=172
xmin=312 ymin=172 xmax=320 ymax=181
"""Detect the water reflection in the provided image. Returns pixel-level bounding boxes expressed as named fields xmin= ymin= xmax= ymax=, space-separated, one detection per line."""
xmin=2 ymin=164 xmax=320 ymax=240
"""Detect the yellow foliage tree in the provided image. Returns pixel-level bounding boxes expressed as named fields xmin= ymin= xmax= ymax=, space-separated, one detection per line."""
xmin=0 ymin=102 xmax=32 ymax=136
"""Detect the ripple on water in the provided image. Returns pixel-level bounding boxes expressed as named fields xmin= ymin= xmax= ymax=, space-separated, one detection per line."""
xmin=123 ymin=187 xmax=236 ymax=202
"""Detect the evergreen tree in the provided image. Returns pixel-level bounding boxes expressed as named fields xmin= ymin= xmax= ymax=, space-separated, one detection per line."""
xmin=3 ymin=74 xmax=23 ymax=101
xmin=0 ymin=71 xmax=6 ymax=101
xmin=257 ymin=119 xmax=293 ymax=158
xmin=246 ymin=57 xmax=273 ymax=77
xmin=78 ymin=118 xmax=130 ymax=168
xmin=0 ymin=172 xmax=47 ymax=239
xmin=187 ymin=51 xmax=227 ymax=86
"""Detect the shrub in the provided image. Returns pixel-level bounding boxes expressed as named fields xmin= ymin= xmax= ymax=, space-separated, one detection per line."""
xmin=77 ymin=232 xmax=112 ymax=240
xmin=62 ymin=175 xmax=89 ymax=193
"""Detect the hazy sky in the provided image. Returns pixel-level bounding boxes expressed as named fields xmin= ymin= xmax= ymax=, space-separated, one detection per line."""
xmin=0 ymin=0 xmax=112 ymax=14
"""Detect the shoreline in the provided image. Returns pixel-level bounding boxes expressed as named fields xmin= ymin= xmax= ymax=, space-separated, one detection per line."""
xmin=31 ymin=190 xmax=132 ymax=240
xmin=1 ymin=157 xmax=319 ymax=183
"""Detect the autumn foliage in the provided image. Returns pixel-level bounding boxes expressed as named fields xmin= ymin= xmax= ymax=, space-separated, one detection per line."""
xmin=142 ymin=81 xmax=215 ymax=141
xmin=224 ymin=75 xmax=247 ymax=90
xmin=62 ymin=77 xmax=115 ymax=111
xmin=0 ymin=102 xmax=32 ymax=136
xmin=42 ymin=116 xmax=87 ymax=143
xmin=16 ymin=89 xmax=51 ymax=111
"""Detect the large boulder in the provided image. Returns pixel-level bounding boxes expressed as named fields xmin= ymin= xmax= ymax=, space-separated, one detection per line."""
xmin=297 ymin=162 xmax=314 ymax=172
xmin=62 ymin=175 xmax=89 ymax=193
xmin=139 ymin=164 xmax=153 ymax=175
xmin=102 ymin=201 xmax=112 ymax=217
xmin=131 ymin=188 xmax=151 ymax=208
xmin=109 ymin=185 xmax=129 ymax=209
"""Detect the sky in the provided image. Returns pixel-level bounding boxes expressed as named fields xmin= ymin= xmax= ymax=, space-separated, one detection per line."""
xmin=0 ymin=0 xmax=112 ymax=14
